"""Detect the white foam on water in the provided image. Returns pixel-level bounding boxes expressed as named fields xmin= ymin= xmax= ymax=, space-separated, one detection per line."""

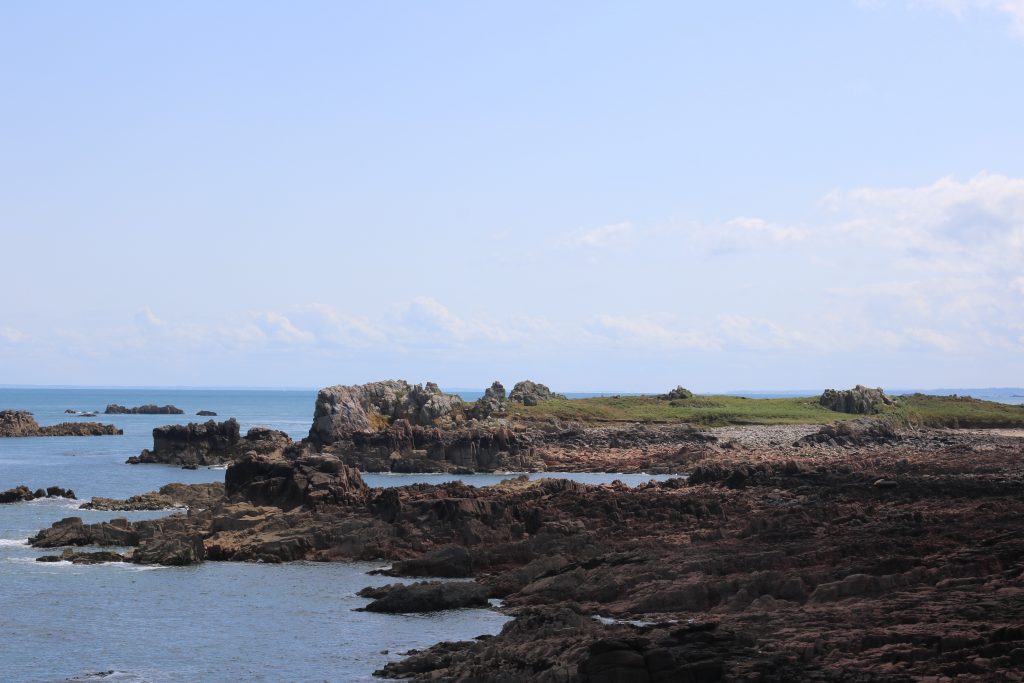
xmin=0 ymin=537 xmax=29 ymax=547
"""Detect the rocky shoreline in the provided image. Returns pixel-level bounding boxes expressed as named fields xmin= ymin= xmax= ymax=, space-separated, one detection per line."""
xmin=27 ymin=421 xmax=1024 ymax=681
xmin=23 ymin=381 xmax=1024 ymax=681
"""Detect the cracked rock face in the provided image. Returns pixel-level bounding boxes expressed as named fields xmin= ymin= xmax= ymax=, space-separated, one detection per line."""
xmin=819 ymin=385 xmax=894 ymax=414
xmin=508 ymin=380 xmax=567 ymax=406
xmin=308 ymin=381 xmax=465 ymax=446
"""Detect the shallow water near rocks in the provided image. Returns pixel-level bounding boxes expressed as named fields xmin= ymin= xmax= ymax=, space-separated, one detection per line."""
xmin=0 ymin=388 xmax=672 ymax=682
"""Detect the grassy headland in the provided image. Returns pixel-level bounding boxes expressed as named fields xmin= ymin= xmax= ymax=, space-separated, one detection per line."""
xmin=503 ymin=393 xmax=1024 ymax=428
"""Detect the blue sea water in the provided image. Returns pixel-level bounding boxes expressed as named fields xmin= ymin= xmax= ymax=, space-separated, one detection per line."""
xmin=0 ymin=388 xmax=676 ymax=683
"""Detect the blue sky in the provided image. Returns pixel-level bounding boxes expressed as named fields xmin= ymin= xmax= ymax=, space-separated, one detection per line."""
xmin=1 ymin=1 xmax=1023 ymax=391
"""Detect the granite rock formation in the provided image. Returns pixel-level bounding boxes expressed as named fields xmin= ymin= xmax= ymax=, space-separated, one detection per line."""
xmin=508 ymin=380 xmax=567 ymax=406
xmin=661 ymin=385 xmax=694 ymax=400
xmin=126 ymin=419 xmax=292 ymax=467
xmin=819 ymin=385 xmax=894 ymax=414
xmin=308 ymin=381 xmax=542 ymax=473
xmin=472 ymin=381 xmax=508 ymax=418
xmin=0 ymin=410 xmax=122 ymax=437
xmin=308 ymin=380 xmax=466 ymax=448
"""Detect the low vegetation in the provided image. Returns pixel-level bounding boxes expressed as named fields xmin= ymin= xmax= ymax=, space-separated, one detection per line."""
xmin=502 ymin=393 xmax=1024 ymax=428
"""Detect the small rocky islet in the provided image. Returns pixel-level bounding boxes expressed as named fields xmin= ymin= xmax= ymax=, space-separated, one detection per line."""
xmin=0 ymin=410 xmax=121 ymax=437
xmin=21 ymin=380 xmax=1024 ymax=681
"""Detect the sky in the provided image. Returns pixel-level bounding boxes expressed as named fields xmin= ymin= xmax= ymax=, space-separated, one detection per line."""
xmin=1 ymin=1 xmax=1023 ymax=392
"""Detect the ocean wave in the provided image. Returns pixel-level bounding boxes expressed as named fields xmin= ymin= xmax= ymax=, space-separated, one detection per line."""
xmin=0 ymin=537 xmax=29 ymax=547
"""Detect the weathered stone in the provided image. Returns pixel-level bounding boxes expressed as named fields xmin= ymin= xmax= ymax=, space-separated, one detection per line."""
xmin=819 ymin=385 xmax=894 ymax=414
xmin=508 ymin=380 xmax=567 ymax=406
xmin=357 ymin=581 xmax=489 ymax=613
xmin=126 ymin=419 xmax=291 ymax=467
xmin=0 ymin=410 xmax=122 ymax=437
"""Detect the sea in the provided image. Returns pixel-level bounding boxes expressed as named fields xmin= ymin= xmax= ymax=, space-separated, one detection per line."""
xmin=0 ymin=387 xmax=679 ymax=683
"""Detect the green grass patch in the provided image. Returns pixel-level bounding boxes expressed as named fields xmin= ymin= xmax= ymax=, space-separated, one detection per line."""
xmin=499 ymin=393 xmax=1024 ymax=428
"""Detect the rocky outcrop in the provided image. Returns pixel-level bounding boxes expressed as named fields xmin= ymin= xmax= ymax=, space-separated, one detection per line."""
xmin=508 ymin=380 xmax=566 ymax=406
xmin=224 ymin=453 xmax=369 ymax=510
xmin=661 ymin=385 xmax=694 ymax=400
xmin=196 ymin=410 xmax=217 ymax=416
xmin=306 ymin=381 xmax=543 ymax=473
xmin=0 ymin=485 xmax=76 ymax=504
xmin=819 ymin=385 xmax=894 ymax=414
xmin=308 ymin=380 xmax=466 ymax=447
xmin=794 ymin=417 xmax=900 ymax=447
xmin=104 ymin=404 xmax=184 ymax=414
xmin=385 ymin=545 xmax=474 ymax=578
xmin=26 ymin=423 xmax=1024 ymax=681
xmin=81 ymin=483 xmax=224 ymax=511
xmin=37 ymin=549 xmax=125 ymax=564
xmin=357 ymin=580 xmax=489 ymax=613
xmin=0 ymin=410 xmax=122 ymax=437
xmin=472 ymin=381 xmax=508 ymax=418
xmin=126 ymin=419 xmax=292 ymax=467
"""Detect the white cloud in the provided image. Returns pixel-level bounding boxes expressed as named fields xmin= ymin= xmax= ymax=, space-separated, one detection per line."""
xmin=401 ymin=297 xmax=512 ymax=344
xmin=0 ymin=327 xmax=28 ymax=343
xmin=589 ymin=315 xmax=720 ymax=350
xmin=255 ymin=312 xmax=316 ymax=345
xmin=722 ymin=217 xmax=806 ymax=243
xmin=562 ymin=222 xmax=634 ymax=248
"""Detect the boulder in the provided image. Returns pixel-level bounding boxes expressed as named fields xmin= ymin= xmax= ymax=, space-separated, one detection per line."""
xmin=819 ymin=385 xmax=894 ymax=414
xmin=357 ymin=580 xmax=489 ymax=613
xmin=508 ymin=380 xmax=567 ymax=406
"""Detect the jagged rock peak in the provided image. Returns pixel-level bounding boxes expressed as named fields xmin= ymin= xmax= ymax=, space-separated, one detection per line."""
xmin=508 ymin=380 xmax=567 ymax=406
xmin=819 ymin=385 xmax=894 ymax=414
xmin=309 ymin=380 xmax=465 ymax=447
xmin=472 ymin=381 xmax=508 ymax=418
